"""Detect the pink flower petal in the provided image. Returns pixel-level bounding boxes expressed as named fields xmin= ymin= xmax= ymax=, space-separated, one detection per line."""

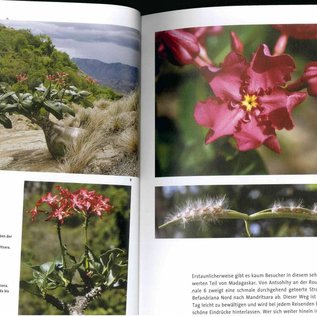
xmin=208 ymin=51 xmax=247 ymax=101
xmin=247 ymin=44 xmax=295 ymax=93
xmin=234 ymin=116 xmax=280 ymax=153
xmin=259 ymin=89 xmax=306 ymax=130
xmin=194 ymin=98 xmax=245 ymax=143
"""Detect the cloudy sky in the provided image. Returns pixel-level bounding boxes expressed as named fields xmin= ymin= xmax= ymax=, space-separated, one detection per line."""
xmin=0 ymin=20 xmax=140 ymax=68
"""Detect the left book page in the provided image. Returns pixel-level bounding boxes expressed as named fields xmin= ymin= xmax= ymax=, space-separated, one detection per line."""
xmin=0 ymin=1 xmax=140 ymax=316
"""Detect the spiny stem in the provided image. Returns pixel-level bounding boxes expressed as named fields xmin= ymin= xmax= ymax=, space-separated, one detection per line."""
xmin=159 ymin=205 xmax=317 ymax=235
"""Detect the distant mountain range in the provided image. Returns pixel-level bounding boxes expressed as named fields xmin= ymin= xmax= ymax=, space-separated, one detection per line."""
xmin=72 ymin=58 xmax=139 ymax=94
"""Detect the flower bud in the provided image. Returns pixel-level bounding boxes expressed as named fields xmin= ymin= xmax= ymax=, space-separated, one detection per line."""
xmin=230 ymin=31 xmax=244 ymax=54
xmin=156 ymin=30 xmax=200 ymax=66
xmin=302 ymin=62 xmax=317 ymax=96
xmin=273 ymin=24 xmax=317 ymax=39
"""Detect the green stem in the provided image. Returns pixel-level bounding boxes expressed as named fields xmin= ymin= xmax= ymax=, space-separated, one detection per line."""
xmin=217 ymin=210 xmax=250 ymax=221
xmin=244 ymin=220 xmax=252 ymax=237
xmin=249 ymin=208 xmax=317 ymax=222
xmin=57 ymin=222 xmax=67 ymax=269
xmin=84 ymin=216 xmax=89 ymax=272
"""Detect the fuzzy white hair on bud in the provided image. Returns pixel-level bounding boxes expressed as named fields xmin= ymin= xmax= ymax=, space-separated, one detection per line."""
xmin=164 ymin=196 xmax=227 ymax=227
xmin=271 ymin=200 xmax=304 ymax=213
xmin=271 ymin=201 xmax=284 ymax=213
xmin=288 ymin=200 xmax=303 ymax=212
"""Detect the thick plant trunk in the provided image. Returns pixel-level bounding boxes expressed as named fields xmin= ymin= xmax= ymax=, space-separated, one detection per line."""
xmin=44 ymin=286 xmax=103 ymax=315
xmin=67 ymin=287 xmax=103 ymax=315
xmin=37 ymin=117 xmax=83 ymax=158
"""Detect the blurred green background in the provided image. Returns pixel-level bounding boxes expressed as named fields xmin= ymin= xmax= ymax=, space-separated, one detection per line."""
xmin=19 ymin=181 xmax=131 ymax=315
xmin=155 ymin=25 xmax=317 ymax=176
xmin=156 ymin=183 xmax=317 ymax=238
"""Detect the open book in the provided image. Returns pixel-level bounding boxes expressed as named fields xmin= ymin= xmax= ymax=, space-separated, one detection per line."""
xmin=1 ymin=1 xmax=317 ymax=316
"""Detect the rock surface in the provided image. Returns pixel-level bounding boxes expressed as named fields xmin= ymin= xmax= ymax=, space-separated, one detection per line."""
xmin=0 ymin=128 xmax=59 ymax=172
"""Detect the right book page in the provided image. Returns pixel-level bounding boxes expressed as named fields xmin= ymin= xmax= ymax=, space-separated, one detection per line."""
xmin=140 ymin=5 xmax=317 ymax=316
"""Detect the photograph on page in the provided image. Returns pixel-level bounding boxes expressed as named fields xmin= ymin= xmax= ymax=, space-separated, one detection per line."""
xmin=19 ymin=180 xmax=131 ymax=315
xmin=156 ymin=183 xmax=317 ymax=238
xmin=155 ymin=24 xmax=317 ymax=177
xmin=0 ymin=20 xmax=140 ymax=176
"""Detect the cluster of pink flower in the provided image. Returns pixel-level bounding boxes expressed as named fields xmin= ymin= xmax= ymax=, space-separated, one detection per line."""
xmin=85 ymin=75 xmax=97 ymax=84
xmin=46 ymin=72 xmax=69 ymax=86
xmin=16 ymin=73 xmax=28 ymax=83
xmin=156 ymin=25 xmax=317 ymax=153
xmin=30 ymin=186 xmax=112 ymax=224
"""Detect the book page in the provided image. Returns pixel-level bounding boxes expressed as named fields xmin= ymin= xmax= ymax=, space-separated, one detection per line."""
xmin=140 ymin=5 xmax=317 ymax=316
xmin=0 ymin=1 xmax=140 ymax=315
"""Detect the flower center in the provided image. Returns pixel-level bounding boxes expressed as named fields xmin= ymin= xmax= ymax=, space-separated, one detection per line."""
xmin=241 ymin=94 xmax=258 ymax=112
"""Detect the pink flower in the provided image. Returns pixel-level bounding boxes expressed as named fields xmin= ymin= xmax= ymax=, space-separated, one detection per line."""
xmin=273 ymin=24 xmax=317 ymax=40
xmin=29 ymin=186 xmax=112 ymax=224
xmin=273 ymin=25 xmax=317 ymax=55
xmin=156 ymin=30 xmax=200 ymax=66
xmin=230 ymin=31 xmax=244 ymax=54
xmin=301 ymin=62 xmax=317 ymax=96
xmin=16 ymin=73 xmax=28 ymax=83
xmin=185 ymin=26 xmax=224 ymax=63
xmin=186 ymin=26 xmax=224 ymax=40
xmin=85 ymin=75 xmax=97 ymax=84
xmin=194 ymin=44 xmax=306 ymax=153
xmin=71 ymin=188 xmax=112 ymax=217
xmin=156 ymin=27 xmax=224 ymax=68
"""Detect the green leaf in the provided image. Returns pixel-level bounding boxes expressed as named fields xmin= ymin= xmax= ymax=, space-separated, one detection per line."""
xmin=39 ymin=261 xmax=56 ymax=275
xmin=0 ymin=102 xmax=16 ymax=111
xmin=99 ymin=248 xmax=128 ymax=286
xmin=79 ymin=90 xmax=90 ymax=97
xmin=35 ymin=83 xmax=46 ymax=93
xmin=43 ymin=101 xmax=63 ymax=120
xmin=11 ymin=93 xmax=19 ymax=103
xmin=65 ymin=89 xmax=77 ymax=96
xmin=86 ymin=245 xmax=98 ymax=263
xmin=20 ymin=280 xmax=43 ymax=297
xmin=60 ymin=104 xmax=75 ymax=116
xmin=0 ymin=91 xmax=15 ymax=101
xmin=0 ymin=114 xmax=12 ymax=128
xmin=43 ymin=84 xmax=51 ymax=99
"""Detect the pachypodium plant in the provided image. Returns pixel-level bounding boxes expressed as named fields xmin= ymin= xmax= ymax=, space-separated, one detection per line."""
xmin=159 ymin=196 xmax=317 ymax=237
xmin=156 ymin=25 xmax=317 ymax=156
xmin=21 ymin=186 xmax=128 ymax=315
xmin=0 ymin=72 xmax=91 ymax=158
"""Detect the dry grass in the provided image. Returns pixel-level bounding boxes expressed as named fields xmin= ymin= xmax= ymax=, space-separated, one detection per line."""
xmin=58 ymin=90 xmax=139 ymax=176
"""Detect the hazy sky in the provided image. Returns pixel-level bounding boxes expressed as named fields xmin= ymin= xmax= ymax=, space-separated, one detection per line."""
xmin=0 ymin=20 xmax=140 ymax=68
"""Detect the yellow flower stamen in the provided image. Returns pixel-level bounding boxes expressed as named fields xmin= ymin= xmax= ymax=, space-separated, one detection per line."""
xmin=241 ymin=94 xmax=258 ymax=112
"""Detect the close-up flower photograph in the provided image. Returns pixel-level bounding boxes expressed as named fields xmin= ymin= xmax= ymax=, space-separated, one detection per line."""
xmin=155 ymin=24 xmax=317 ymax=176
xmin=19 ymin=181 xmax=131 ymax=315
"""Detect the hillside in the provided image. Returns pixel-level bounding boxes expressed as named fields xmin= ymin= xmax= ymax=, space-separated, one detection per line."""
xmin=0 ymin=24 xmax=119 ymax=99
xmin=72 ymin=58 xmax=139 ymax=94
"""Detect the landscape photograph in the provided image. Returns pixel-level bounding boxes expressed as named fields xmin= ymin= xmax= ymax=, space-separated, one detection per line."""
xmin=0 ymin=21 xmax=140 ymax=176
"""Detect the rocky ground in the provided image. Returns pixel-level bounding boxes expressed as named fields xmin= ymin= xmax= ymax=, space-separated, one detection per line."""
xmin=0 ymin=116 xmax=59 ymax=172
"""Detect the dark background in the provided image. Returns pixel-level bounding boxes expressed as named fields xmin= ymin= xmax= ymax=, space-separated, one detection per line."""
xmin=16 ymin=0 xmax=317 ymax=15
